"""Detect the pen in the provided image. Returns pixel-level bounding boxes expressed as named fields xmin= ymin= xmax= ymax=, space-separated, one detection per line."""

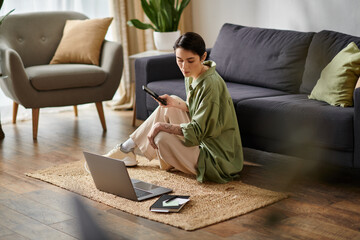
xmin=164 ymin=195 xmax=177 ymax=203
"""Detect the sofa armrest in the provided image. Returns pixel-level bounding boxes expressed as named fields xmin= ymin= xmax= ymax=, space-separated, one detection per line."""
xmin=99 ymin=40 xmax=123 ymax=98
xmin=354 ymin=87 xmax=360 ymax=167
xmin=135 ymin=53 xmax=183 ymax=120
xmin=135 ymin=53 xmax=182 ymax=83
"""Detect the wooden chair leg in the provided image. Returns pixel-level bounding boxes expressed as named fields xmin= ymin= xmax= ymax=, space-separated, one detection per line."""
xmin=95 ymin=102 xmax=107 ymax=131
xmin=0 ymin=121 xmax=4 ymax=139
xmin=13 ymin=102 xmax=19 ymax=124
xmin=74 ymin=105 xmax=78 ymax=117
xmin=32 ymin=108 xmax=40 ymax=140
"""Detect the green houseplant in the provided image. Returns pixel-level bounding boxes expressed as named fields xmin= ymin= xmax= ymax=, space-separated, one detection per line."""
xmin=127 ymin=0 xmax=191 ymax=51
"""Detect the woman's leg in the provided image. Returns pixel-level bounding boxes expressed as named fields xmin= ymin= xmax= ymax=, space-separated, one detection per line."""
xmin=154 ymin=132 xmax=200 ymax=175
xmin=131 ymin=105 xmax=191 ymax=160
xmin=106 ymin=96 xmax=194 ymax=169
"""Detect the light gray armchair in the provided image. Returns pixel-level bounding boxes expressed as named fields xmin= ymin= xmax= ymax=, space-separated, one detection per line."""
xmin=0 ymin=11 xmax=123 ymax=140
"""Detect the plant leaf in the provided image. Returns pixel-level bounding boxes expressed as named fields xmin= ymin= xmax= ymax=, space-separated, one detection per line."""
xmin=0 ymin=0 xmax=4 ymax=10
xmin=127 ymin=19 xmax=157 ymax=31
xmin=178 ymin=0 xmax=190 ymax=13
xmin=157 ymin=11 xmax=165 ymax=32
xmin=150 ymin=0 xmax=161 ymax=11
xmin=160 ymin=1 xmax=172 ymax=31
xmin=129 ymin=0 xmax=191 ymax=32
xmin=174 ymin=0 xmax=190 ymax=30
xmin=0 ymin=8 xmax=14 ymax=26
xmin=150 ymin=0 xmax=163 ymax=30
xmin=167 ymin=0 xmax=175 ymax=30
xmin=141 ymin=0 xmax=158 ymax=28
xmin=163 ymin=9 xmax=172 ymax=31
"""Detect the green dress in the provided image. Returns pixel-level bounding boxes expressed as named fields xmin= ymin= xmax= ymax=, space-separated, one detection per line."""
xmin=180 ymin=60 xmax=244 ymax=183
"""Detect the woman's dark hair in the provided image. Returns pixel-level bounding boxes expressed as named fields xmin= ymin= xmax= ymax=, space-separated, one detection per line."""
xmin=173 ymin=32 xmax=206 ymax=58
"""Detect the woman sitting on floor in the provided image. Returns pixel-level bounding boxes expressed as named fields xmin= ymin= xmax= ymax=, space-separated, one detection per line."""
xmin=105 ymin=32 xmax=243 ymax=183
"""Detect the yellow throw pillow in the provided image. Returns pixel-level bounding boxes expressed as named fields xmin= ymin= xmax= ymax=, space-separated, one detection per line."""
xmin=50 ymin=17 xmax=113 ymax=66
xmin=309 ymin=42 xmax=360 ymax=107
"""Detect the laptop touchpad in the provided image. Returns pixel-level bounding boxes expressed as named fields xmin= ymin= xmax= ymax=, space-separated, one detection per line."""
xmin=133 ymin=181 xmax=159 ymax=190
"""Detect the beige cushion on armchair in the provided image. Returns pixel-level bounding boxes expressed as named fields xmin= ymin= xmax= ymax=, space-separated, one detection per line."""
xmin=50 ymin=17 xmax=113 ymax=66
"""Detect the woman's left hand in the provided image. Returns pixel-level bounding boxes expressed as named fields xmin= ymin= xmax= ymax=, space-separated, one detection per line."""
xmin=147 ymin=122 xmax=184 ymax=149
xmin=147 ymin=122 xmax=162 ymax=149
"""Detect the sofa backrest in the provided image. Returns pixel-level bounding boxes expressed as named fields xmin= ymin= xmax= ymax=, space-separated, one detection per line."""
xmin=209 ymin=23 xmax=314 ymax=93
xmin=0 ymin=11 xmax=88 ymax=68
xmin=300 ymin=30 xmax=360 ymax=94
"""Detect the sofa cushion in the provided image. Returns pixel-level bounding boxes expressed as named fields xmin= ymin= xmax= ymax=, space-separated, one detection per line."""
xmin=226 ymin=82 xmax=288 ymax=104
xmin=27 ymin=64 xmax=107 ymax=91
xmin=309 ymin=42 xmax=360 ymax=107
xmin=209 ymin=23 xmax=314 ymax=93
xmin=300 ymin=30 xmax=360 ymax=94
xmin=146 ymin=80 xmax=288 ymax=114
xmin=236 ymin=94 xmax=354 ymax=152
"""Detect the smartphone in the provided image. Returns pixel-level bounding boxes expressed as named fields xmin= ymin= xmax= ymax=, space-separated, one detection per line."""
xmin=142 ymin=85 xmax=167 ymax=105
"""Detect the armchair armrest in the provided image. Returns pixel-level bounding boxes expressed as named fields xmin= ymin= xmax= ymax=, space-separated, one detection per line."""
xmin=354 ymin=87 xmax=360 ymax=167
xmin=0 ymin=45 xmax=34 ymax=106
xmin=100 ymin=40 xmax=123 ymax=75
xmin=99 ymin=40 xmax=123 ymax=97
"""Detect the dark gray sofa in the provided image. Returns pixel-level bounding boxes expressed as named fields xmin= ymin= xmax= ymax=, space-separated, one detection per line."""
xmin=135 ymin=23 xmax=360 ymax=168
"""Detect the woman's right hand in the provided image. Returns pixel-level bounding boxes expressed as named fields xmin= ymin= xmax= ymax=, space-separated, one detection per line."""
xmin=154 ymin=94 xmax=188 ymax=112
xmin=155 ymin=94 xmax=174 ymax=107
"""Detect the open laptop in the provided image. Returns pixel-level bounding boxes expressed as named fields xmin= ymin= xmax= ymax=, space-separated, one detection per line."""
xmin=83 ymin=151 xmax=172 ymax=201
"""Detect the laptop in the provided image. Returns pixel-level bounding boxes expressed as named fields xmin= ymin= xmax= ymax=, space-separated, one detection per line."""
xmin=83 ymin=151 xmax=172 ymax=201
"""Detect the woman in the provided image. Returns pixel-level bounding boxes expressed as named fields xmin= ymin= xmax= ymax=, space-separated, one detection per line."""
xmin=105 ymin=32 xmax=243 ymax=183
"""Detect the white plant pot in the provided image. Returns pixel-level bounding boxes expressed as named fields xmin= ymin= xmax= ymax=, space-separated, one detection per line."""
xmin=153 ymin=30 xmax=181 ymax=51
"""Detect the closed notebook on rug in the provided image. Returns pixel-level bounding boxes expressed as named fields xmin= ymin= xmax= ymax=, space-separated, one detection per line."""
xmin=150 ymin=195 xmax=190 ymax=213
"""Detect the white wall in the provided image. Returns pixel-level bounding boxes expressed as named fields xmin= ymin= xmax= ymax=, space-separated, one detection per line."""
xmin=192 ymin=0 xmax=360 ymax=47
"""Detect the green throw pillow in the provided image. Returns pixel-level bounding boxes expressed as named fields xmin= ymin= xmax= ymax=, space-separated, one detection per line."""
xmin=309 ymin=42 xmax=360 ymax=107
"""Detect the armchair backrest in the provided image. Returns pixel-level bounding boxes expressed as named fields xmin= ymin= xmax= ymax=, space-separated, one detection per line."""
xmin=0 ymin=11 xmax=88 ymax=67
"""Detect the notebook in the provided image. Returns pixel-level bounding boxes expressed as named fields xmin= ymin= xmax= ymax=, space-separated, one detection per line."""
xmin=83 ymin=151 xmax=172 ymax=201
xmin=150 ymin=194 xmax=190 ymax=212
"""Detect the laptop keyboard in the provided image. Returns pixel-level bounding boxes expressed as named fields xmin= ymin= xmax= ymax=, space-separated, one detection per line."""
xmin=135 ymin=188 xmax=151 ymax=198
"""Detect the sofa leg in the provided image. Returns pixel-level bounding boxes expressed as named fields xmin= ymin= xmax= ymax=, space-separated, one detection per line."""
xmin=132 ymin=100 xmax=137 ymax=127
xmin=95 ymin=102 xmax=107 ymax=131
xmin=74 ymin=105 xmax=78 ymax=117
xmin=13 ymin=102 xmax=19 ymax=124
xmin=32 ymin=108 xmax=40 ymax=140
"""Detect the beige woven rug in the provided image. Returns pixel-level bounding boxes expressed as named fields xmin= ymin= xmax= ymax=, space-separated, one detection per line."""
xmin=26 ymin=156 xmax=287 ymax=231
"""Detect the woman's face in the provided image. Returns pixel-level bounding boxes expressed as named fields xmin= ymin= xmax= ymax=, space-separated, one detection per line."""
xmin=175 ymin=48 xmax=204 ymax=78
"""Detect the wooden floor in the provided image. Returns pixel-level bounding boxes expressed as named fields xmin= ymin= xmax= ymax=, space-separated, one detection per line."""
xmin=1 ymin=105 xmax=360 ymax=240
